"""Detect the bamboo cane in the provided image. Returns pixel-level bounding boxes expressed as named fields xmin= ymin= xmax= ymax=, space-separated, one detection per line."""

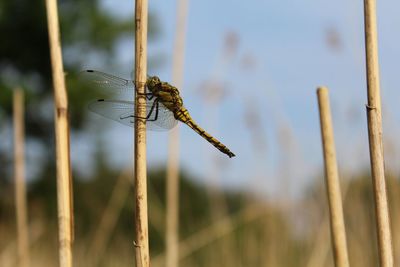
xmin=363 ymin=1 xmax=394 ymax=266
xmin=0 ymin=219 xmax=46 ymax=266
xmin=134 ymin=0 xmax=149 ymax=266
xmin=166 ymin=1 xmax=189 ymax=267
xmin=317 ymin=87 xmax=349 ymax=267
xmin=306 ymin=181 xmax=350 ymax=267
xmin=89 ymin=168 xmax=131 ymax=265
xmin=45 ymin=0 xmax=74 ymax=266
xmin=13 ymin=89 xmax=30 ymax=267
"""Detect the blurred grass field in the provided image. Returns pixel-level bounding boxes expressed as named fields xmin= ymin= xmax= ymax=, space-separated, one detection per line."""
xmin=1 ymin=168 xmax=399 ymax=266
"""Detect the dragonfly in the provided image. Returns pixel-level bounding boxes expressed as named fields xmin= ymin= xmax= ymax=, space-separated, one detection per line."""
xmin=82 ymin=70 xmax=235 ymax=158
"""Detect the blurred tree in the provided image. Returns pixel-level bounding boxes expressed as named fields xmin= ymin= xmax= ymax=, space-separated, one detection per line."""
xmin=0 ymin=1 xmax=161 ymax=238
xmin=0 ymin=0 xmax=159 ymax=182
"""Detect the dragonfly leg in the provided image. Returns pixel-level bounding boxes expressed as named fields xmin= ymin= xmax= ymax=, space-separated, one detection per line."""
xmin=148 ymin=100 xmax=159 ymax=121
xmin=136 ymin=92 xmax=154 ymax=101
xmin=121 ymin=99 xmax=159 ymax=121
xmin=144 ymin=99 xmax=159 ymax=121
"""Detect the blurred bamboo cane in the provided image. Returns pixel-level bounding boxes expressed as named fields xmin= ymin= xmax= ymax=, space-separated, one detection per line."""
xmin=363 ymin=1 xmax=394 ymax=266
xmin=306 ymin=181 xmax=350 ymax=267
xmin=0 ymin=219 xmax=45 ymax=266
xmin=134 ymin=0 xmax=149 ymax=266
xmin=202 ymin=32 xmax=238 ymax=266
xmin=45 ymin=0 xmax=74 ymax=266
xmin=13 ymin=89 xmax=30 ymax=267
xmin=89 ymin=168 xmax=131 ymax=265
xmin=317 ymin=87 xmax=349 ymax=267
xmin=166 ymin=1 xmax=189 ymax=267
xmin=306 ymin=217 xmax=331 ymax=267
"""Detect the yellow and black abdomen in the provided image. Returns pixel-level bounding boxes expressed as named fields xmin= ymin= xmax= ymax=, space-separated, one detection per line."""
xmin=175 ymin=108 xmax=235 ymax=158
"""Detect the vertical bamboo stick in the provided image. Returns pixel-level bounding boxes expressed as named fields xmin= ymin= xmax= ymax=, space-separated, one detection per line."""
xmin=13 ymin=89 xmax=30 ymax=267
xmin=166 ymin=136 xmax=179 ymax=267
xmin=134 ymin=0 xmax=149 ymax=266
xmin=363 ymin=1 xmax=394 ymax=266
xmin=45 ymin=0 xmax=73 ymax=266
xmin=317 ymin=87 xmax=350 ymax=267
xmin=89 ymin=168 xmax=131 ymax=265
xmin=166 ymin=1 xmax=189 ymax=267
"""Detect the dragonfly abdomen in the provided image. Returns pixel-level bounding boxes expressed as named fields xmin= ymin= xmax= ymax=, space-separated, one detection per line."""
xmin=175 ymin=108 xmax=235 ymax=158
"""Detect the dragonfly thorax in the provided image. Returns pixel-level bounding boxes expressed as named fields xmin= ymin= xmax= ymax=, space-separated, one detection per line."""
xmin=146 ymin=76 xmax=184 ymax=112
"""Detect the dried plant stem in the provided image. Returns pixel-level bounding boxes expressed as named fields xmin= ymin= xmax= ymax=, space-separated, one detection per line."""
xmin=166 ymin=135 xmax=179 ymax=267
xmin=166 ymin=1 xmax=189 ymax=267
xmin=363 ymin=1 xmax=394 ymax=266
xmin=134 ymin=0 xmax=149 ymax=266
xmin=13 ymin=89 xmax=30 ymax=267
xmin=306 ymin=179 xmax=350 ymax=267
xmin=45 ymin=0 xmax=73 ymax=266
xmin=89 ymin=169 xmax=131 ymax=264
xmin=317 ymin=87 xmax=349 ymax=267
xmin=306 ymin=218 xmax=330 ymax=267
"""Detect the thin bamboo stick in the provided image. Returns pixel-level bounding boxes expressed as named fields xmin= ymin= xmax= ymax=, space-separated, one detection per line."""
xmin=13 ymin=89 xmax=30 ymax=267
xmin=89 ymin=168 xmax=131 ymax=265
xmin=134 ymin=0 xmax=149 ymax=266
xmin=306 ymin=174 xmax=349 ymax=267
xmin=0 ymin=218 xmax=45 ymax=266
xmin=200 ymin=33 xmax=238 ymax=266
xmin=317 ymin=87 xmax=349 ymax=267
xmin=165 ymin=138 xmax=179 ymax=267
xmin=166 ymin=1 xmax=189 ymax=267
xmin=363 ymin=1 xmax=394 ymax=266
xmin=45 ymin=0 xmax=73 ymax=266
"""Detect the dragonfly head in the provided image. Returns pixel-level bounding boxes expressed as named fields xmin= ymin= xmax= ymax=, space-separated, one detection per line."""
xmin=146 ymin=76 xmax=161 ymax=92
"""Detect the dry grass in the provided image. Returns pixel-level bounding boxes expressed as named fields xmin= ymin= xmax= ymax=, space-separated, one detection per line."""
xmin=1 ymin=171 xmax=400 ymax=267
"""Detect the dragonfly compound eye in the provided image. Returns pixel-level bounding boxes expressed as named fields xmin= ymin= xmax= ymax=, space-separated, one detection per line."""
xmin=147 ymin=76 xmax=161 ymax=87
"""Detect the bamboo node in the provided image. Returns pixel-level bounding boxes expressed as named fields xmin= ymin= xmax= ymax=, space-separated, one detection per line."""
xmin=57 ymin=107 xmax=68 ymax=117
xmin=365 ymin=104 xmax=377 ymax=110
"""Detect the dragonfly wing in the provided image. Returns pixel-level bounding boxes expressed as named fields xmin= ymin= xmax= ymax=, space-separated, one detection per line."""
xmin=150 ymin=102 xmax=178 ymax=131
xmin=81 ymin=70 xmax=145 ymax=99
xmin=88 ymin=99 xmax=136 ymax=127
xmin=88 ymin=99 xmax=177 ymax=131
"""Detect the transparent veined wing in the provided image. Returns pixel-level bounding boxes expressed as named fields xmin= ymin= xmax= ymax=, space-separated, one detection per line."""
xmin=88 ymin=99 xmax=178 ymax=131
xmin=80 ymin=70 xmax=147 ymax=99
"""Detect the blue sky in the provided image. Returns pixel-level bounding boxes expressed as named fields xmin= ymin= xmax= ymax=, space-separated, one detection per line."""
xmin=73 ymin=0 xmax=400 ymax=197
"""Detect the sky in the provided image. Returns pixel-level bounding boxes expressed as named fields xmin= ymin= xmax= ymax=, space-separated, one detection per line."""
xmin=72 ymin=0 xmax=400 ymax=197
